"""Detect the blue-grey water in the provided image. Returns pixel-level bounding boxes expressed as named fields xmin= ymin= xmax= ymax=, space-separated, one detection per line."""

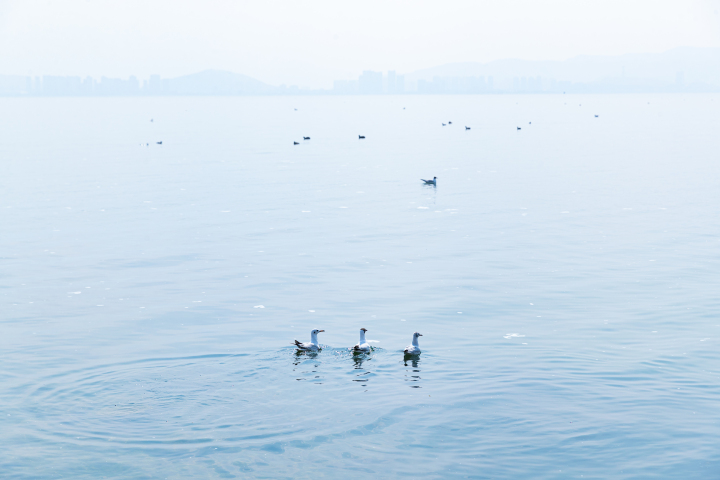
xmin=1 ymin=94 xmax=720 ymax=478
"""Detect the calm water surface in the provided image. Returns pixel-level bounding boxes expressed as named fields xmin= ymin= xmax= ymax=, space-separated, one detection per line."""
xmin=1 ymin=94 xmax=720 ymax=478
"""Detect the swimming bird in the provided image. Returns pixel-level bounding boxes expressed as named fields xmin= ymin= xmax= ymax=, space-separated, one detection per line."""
xmin=595 ymin=115 xmax=599 ymax=118
xmin=421 ymin=177 xmax=437 ymax=185
xmin=156 ymin=141 xmax=163 ymax=145
xmin=293 ymin=329 xmax=324 ymax=351
xmin=293 ymin=141 xmax=299 ymax=145
xmin=465 ymin=126 xmax=471 ymax=130
xmin=442 ymin=123 xmax=446 ymax=126
xmin=517 ymin=127 xmax=522 ymax=130
xmin=404 ymin=332 xmax=423 ymax=354
xmin=303 ymin=136 xmax=310 ymax=140
xmin=448 ymin=121 xmax=452 ymax=124
xmin=353 ymin=328 xmax=371 ymax=353
xmin=358 ymin=135 xmax=365 ymax=139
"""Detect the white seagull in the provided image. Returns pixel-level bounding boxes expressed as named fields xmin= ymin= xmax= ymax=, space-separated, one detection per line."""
xmin=404 ymin=332 xmax=423 ymax=354
xmin=352 ymin=328 xmax=371 ymax=353
xmin=293 ymin=329 xmax=324 ymax=351
xmin=421 ymin=177 xmax=437 ymax=185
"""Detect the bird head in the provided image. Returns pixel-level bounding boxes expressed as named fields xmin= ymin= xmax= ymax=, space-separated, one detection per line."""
xmin=312 ymin=329 xmax=325 ymax=335
xmin=414 ymin=332 xmax=423 ymax=338
xmin=360 ymin=328 xmax=367 ymax=332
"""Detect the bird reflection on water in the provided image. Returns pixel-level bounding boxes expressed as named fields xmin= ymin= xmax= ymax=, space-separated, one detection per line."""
xmin=352 ymin=351 xmax=372 ymax=387
xmin=403 ymin=354 xmax=422 ymax=388
xmin=292 ymin=349 xmax=323 ymax=384
xmin=293 ymin=349 xmax=319 ymax=363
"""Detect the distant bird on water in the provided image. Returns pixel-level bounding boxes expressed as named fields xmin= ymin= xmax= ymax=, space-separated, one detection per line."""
xmin=442 ymin=123 xmax=446 ymax=126
xmin=358 ymin=135 xmax=365 ymax=139
xmin=448 ymin=121 xmax=452 ymax=124
xmin=156 ymin=141 xmax=162 ymax=145
xmin=404 ymin=332 xmax=423 ymax=355
xmin=293 ymin=141 xmax=299 ymax=145
xmin=465 ymin=126 xmax=471 ymax=130
xmin=595 ymin=115 xmax=599 ymax=118
xmin=352 ymin=328 xmax=371 ymax=353
xmin=517 ymin=127 xmax=522 ymax=130
xmin=303 ymin=136 xmax=310 ymax=140
xmin=421 ymin=177 xmax=437 ymax=185
xmin=150 ymin=119 xmax=153 ymax=123
xmin=293 ymin=329 xmax=324 ymax=351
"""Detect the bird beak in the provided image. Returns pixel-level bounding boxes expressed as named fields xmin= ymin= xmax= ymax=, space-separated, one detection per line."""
xmin=418 ymin=333 xmax=423 ymax=336
xmin=318 ymin=330 xmax=325 ymax=332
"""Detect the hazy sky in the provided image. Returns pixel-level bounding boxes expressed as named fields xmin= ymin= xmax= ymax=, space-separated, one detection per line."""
xmin=1 ymin=0 xmax=719 ymax=88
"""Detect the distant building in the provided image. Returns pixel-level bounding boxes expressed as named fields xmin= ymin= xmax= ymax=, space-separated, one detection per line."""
xmin=395 ymin=75 xmax=405 ymax=93
xmin=333 ymin=79 xmax=358 ymax=94
xmin=358 ymin=70 xmax=382 ymax=94
xmin=148 ymin=75 xmax=163 ymax=95
xmin=386 ymin=71 xmax=396 ymax=93
xmin=0 ymin=75 xmax=28 ymax=95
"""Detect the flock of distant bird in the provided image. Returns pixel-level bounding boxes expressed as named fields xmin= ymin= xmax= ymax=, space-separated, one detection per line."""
xmin=293 ymin=328 xmax=423 ymax=355
xmin=293 ymin=119 xmax=474 ymax=145
xmin=289 ymin=111 xmax=603 ymax=145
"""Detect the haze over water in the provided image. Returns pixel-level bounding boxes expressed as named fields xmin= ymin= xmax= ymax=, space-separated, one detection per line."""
xmin=2 ymin=94 xmax=720 ymax=478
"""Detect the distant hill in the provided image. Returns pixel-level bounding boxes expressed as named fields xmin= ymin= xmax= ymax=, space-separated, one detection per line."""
xmin=168 ymin=70 xmax=276 ymax=95
xmin=404 ymin=47 xmax=720 ymax=92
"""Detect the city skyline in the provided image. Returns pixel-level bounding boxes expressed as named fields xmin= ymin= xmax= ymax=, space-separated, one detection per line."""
xmin=1 ymin=47 xmax=719 ymax=96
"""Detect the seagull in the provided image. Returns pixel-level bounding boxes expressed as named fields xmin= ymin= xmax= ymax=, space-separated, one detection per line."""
xmin=156 ymin=141 xmax=162 ymax=145
xmin=421 ymin=177 xmax=437 ymax=185
xmin=293 ymin=329 xmax=324 ymax=351
xmin=465 ymin=126 xmax=471 ymax=130
xmin=303 ymin=136 xmax=310 ymax=140
xmin=293 ymin=141 xmax=299 ymax=145
xmin=358 ymin=135 xmax=365 ymax=139
xmin=517 ymin=127 xmax=522 ymax=130
xmin=404 ymin=332 xmax=423 ymax=354
xmin=442 ymin=123 xmax=446 ymax=126
xmin=352 ymin=328 xmax=371 ymax=353
xmin=448 ymin=121 xmax=452 ymax=125
xmin=594 ymin=115 xmax=599 ymax=118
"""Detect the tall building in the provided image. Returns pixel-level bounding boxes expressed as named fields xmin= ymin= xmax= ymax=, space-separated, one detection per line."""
xmin=395 ymin=75 xmax=405 ymax=93
xmin=148 ymin=75 xmax=163 ymax=95
xmin=386 ymin=71 xmax=396 ymax=93
xmin=358 ymin=71 xmax=382 ymax=94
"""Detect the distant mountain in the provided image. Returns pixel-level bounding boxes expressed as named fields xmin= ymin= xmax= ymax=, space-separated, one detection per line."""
xmin=167 ymin=70 xmax=276 ymax=95
xmin=404 ymin=47 xmax=720 ymax=91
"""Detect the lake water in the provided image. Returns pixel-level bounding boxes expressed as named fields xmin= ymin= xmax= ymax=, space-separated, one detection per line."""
xmin=1 ymin=94 xmax=720 ymax=478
